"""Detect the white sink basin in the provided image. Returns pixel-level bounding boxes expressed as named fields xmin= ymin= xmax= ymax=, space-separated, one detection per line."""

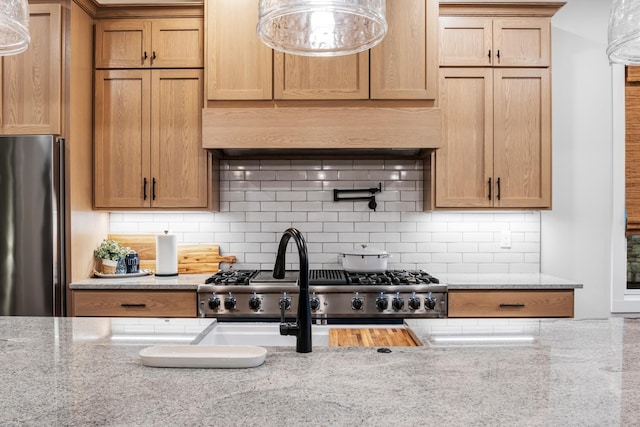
xmin=196 ymin=322 xmax=331 ymax=347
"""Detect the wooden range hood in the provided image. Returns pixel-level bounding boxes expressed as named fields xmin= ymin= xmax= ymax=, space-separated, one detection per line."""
xmin=202 ymin=106 xmax=442 ymax=159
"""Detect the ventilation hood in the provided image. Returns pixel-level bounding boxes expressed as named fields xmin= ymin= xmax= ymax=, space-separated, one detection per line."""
xmin=202 ymin=106 xmax=441 ymax=158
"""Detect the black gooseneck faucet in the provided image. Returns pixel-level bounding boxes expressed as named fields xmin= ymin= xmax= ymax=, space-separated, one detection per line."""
xmin=274 ymin=227 xmax=312 ymax=353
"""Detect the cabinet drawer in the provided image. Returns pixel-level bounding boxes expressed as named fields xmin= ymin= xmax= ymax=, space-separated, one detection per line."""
xmin=72 ymin=290 xmax=196 ymax=317
xmin=448 ymin=289 xmax=574 ymax=318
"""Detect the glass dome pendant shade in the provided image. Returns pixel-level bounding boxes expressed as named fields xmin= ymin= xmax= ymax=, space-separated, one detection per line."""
xmin=257 ymin=0 xmax=387 ymax=57
xmin=0 ymin=0 xmax=30 ymax=56
xmin=608 ymin=0 xmax=640 ymax=64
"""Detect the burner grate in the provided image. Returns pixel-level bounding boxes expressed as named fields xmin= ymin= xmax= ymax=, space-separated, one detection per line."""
xmin=309 ymin=269 xmax=347 ymax=285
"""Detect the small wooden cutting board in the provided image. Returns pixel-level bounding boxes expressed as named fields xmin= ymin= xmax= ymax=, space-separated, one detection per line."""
xmin=329 ymin=328 xmax=419 ymax=347
xmin=108 ymin=234 xmax=236 ymax=274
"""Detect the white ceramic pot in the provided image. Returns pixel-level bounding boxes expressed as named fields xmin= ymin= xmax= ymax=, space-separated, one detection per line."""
xmin=340 ymin=245 xmax=390 ymax=273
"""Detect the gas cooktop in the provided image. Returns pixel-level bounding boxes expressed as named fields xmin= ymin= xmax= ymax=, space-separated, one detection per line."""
xmin=204 ymin=269 xmax=440 ymax=286
xmin=199 ymin=269 xmax=447 ymax=320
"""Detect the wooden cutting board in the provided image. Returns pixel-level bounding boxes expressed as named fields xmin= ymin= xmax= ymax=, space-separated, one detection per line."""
xmin=329 ymin=328 xmax=419 ymax=347
xmin=108 ymin=234 xmax=236 ymax=274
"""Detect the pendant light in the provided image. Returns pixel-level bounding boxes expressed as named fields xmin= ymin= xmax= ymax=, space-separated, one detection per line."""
xmin=0 ymin=0 xmax=30 ymax=56
xmin=257 ymin=0 xmax=387 ymax=57
xmin=608 ymin=0 xmax=640 ymax=64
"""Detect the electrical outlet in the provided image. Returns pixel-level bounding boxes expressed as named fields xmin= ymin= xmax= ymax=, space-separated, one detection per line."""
xmin=500 ymin=230 xmax=512 ymax=249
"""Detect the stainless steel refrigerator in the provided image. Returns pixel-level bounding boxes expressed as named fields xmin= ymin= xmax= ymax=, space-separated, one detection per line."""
xmin=0 ymin=135 xmax=65 ymax=316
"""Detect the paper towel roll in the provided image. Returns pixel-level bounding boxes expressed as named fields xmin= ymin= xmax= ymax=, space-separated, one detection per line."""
xmin=155 ymin=231 xmax=178 ymax=277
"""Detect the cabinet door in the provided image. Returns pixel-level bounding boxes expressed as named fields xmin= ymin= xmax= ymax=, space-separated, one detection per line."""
xmin=0 ymin=3 xmax=61 ymax=134
xmin=151 ymin=69 xmax=208 ymax=208
xmin=94 ymin=70 xmax=151 ymax=208
xmin=436 ymin=68 xmax=493 ymax=208
xmin=493 ymin=68 xmax=551 ymax=208
xmin=274 ymin=52 xmax=369 ymax=99
xmin=150 ymin=19 xmax=203 ymax=68
xmin=439 ymin=17 xmax=492 ymax=66
xmin=95 ymin=20 xmax=152 ymax=69
xmin=206 ymin=0 xmax=272 ymax=100
xmin=493 ymin=18 xmax=550 ymax=67
xmin=370 ymin=0 xmax=437 ymax=99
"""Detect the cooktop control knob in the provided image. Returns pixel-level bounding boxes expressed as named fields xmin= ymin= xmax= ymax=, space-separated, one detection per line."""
xmin=375 ymin=292 xmax=388 ymax=311
xmin=309 ymin=292 xmax=321 ymax=311
xmin=408 ymin=292 xmax=420 ymax=310
xmin=425 ymin=292 xmax=437 ymax=310
xmin=208 ymin=293 xmax=220 ymax=310
xmin=224 ymin=292 xmax=237 ymax=310
xmin=351 ymin=292 xmax=364 ymax=310
xmin=392 ymin=292 xmax=404 ymax=311
xmin=248 ymin=292 xmax=261 ymax=310
xmin=279 ymin=292 xmax=292 ymax=310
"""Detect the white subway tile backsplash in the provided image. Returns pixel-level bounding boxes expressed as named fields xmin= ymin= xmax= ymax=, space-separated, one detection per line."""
xmin=109 ymin=160 xmax=541 ymax=273
xmin=245 ymin=170 xmax=276 ymax=181
xmin=324 ymin=222 xmax=354 ymax=233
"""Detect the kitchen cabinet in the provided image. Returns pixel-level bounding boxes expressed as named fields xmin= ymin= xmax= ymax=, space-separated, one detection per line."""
xmin=448 ymin=289 xmax=574 ymax=318
xmin=95 ymin=18 xmax=203 ymax=69
xmin=205 ymin=0 xmax=438 ymax=101
xmin=370 ymin=0 xmax=438 ymax=99
xmin=94 ymin=69 xmax=209 ymax=209
xmin=439 ymin=17 xmax=550 ymax=67
xmin=71 ymin=290 xmax=196 ymax=317
xmin=434 ymin=3 xmax=557 ymax=209
xmin=206 ymin=0 xmax=272 ymax=100
xmin=436 ymin=67 xmax=551 ymax=208
xmin=274 ymin=52 xmax=369 ymax=100
xmin=0 ymin=3 xmax=62 ymax=135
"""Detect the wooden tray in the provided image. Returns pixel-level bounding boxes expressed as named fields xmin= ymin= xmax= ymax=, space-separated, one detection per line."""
xmin=329 ymin=328 xmax=419 ymax=347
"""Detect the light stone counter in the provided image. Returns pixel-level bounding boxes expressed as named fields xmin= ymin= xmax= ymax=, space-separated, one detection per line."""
xmin=1 ymin=316 xmax=638 ymax=426
xmin=439 ymin=273 xmax=583 ymax=289
xmin=70 ymin=272 xmax=582 ymax=291
xmin=69 ymin=273 xmax=211 ymax=290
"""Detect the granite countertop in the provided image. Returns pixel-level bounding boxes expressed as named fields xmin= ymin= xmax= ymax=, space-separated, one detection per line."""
xmin=440 ymin=273 xmax=583 ymax=289
xmin=1 ymin=316 xmax=638 ymax=426
xmin=70 ymin=272 xmax=582 ymax=291
xmin=69 ymin=273 xmax=212 ymax=290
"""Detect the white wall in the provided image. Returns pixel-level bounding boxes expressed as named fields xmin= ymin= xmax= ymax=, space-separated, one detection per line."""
xmin=541 ymin=0 xmax=614 ymax=319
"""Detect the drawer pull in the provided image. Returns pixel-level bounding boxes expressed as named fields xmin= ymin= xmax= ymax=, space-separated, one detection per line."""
xmin=499 ymin=303 xmax=525 ymax=308
xmin=121 ymin=303 xmax=147 ymax=308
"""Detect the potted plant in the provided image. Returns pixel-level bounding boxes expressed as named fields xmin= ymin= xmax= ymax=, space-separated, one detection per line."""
xmin=94 ymin=239 xmax=129 ymax=274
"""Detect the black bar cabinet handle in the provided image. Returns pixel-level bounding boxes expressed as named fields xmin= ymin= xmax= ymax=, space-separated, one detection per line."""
xmin=496 ymin=177 xmax=501 ymax=200
xmin=152 ymin=178 xmax=157 ymax=200
xmin=488 ymin=49 xmax=491 ymax=60
xmin=488 ymin=177 xmax=492 ymax=200
xmin=121 ymin=303 xmax=147 ymax=307
xmin=497 ymin=49 xmax=501 ymax=60
xmin=143 ymin=177 xmax=148 ymax=200
xmin=143 ymin=51 xmax=147 ymax=61
xmin=152 ymin=51 xmax=157 ymax=60
xmin=499 ymin=303 xmax=525 ymax=308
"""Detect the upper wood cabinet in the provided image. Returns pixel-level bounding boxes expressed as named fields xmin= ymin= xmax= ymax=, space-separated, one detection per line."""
xmin=439 ymin=17 xmax=550 ymax=67
xmin=94 ymin=69 xmax=208 ymax=209
xmin=95 ymin=18 xmax=204 ymax=69
xmin=436 ymin=67 xmax=551 ymax=208
xmin=274 ymin=52 xmax=369 ymax=100
xmin=370 ymin=0 xmax=438 ymax=99
xmin=206 ymin=0 xmax=272 ymax=100
xmin=0 ymin=3 xmax=62 ymax=135
xmin=205 ymin=0 xmax=438 ymax=101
